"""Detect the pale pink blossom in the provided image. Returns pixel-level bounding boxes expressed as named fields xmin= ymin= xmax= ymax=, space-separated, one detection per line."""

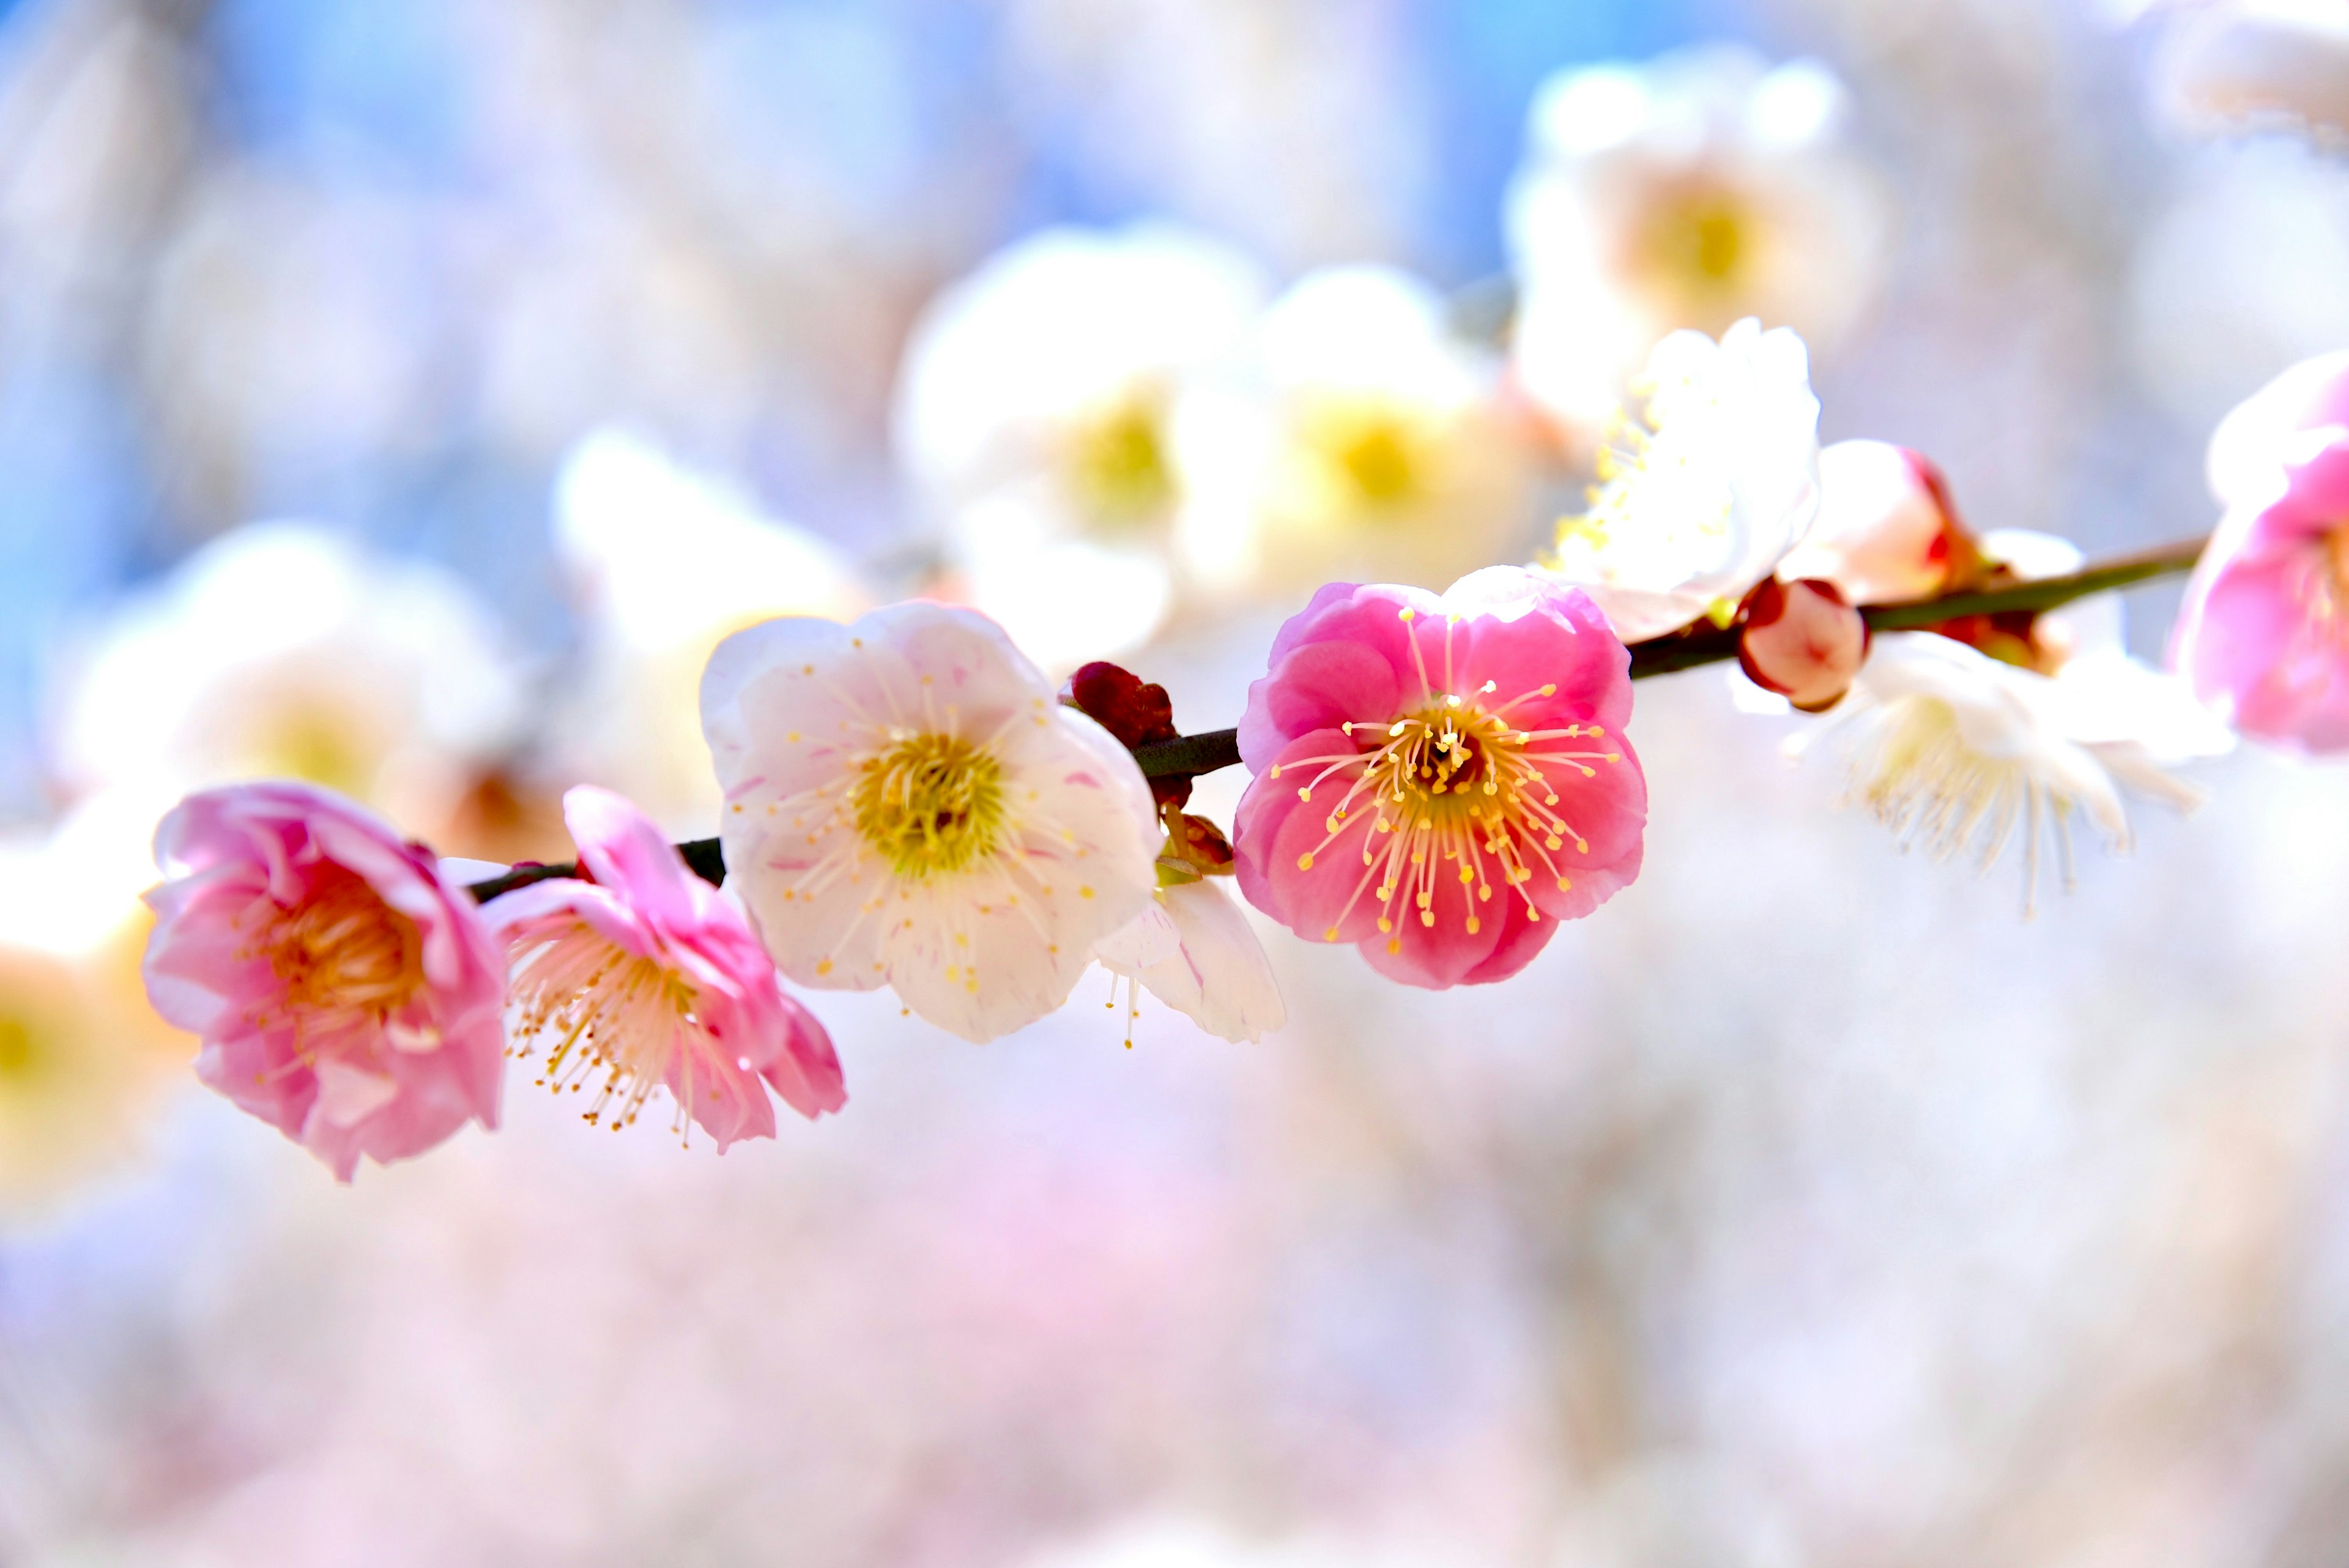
xmin=1095 ymin=879 xmax=1285 ymax=1044
xmin=141 ymin=782 xmax=505 ymax=1181
xmin=703 ymin=602 xmax=1160 ymax=1042
xmin=484 ymin=787 xmax=843 ymax=1146
xmin=1233 ymin=568 xmax=1646 ymax=989
xmin=2171 ymin=422 xmax=2349 ymax=751
xmin=2203 ymin=349 xmax=2349 ymax=507
xmin=1776 ymin=439 xmax=1985 ymax=605
xmin=1739 ymin=577 xmax=1868 ymax=711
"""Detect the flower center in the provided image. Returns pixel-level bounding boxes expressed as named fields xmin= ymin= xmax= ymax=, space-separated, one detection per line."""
xmin=1269 ymin=663 xmax=1622 ymax=952
xmin=2326 ymin=522 xmax=2349 ymax=618
xmin=509 ymin=925 xmax=706 ymax=1137
xmin=249 ymin=703 xmax=376 ymax=800
xmin=253 ymin=864 xmax=425 ymax=1034
xmin=850 ymin=732 xmax=1008 ymax=880
xmin=1304 ymin=399 xmax=1430 ymax=513
xmin=1632 ymin=184 xmax=1752 ymax=324
xmin=1066 ymin=392 xmax=1176 ymax=528
xmin=0 ymin=1013 xmax=43 ymax=1087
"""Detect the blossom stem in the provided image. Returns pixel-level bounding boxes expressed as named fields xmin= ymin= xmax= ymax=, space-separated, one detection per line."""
xmin=461 ymin=533 xmax=2211 ymax=902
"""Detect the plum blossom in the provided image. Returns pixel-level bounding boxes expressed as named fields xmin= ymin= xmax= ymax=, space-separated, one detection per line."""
xmin=1096 ymin=879 xmax=1286 ymax=1046
xmin=894 ymin=224 xmax=1267 ymax=669
xmin=484 ymin=787 xmax=843 ymax=1147
xmin=1507 ymin=45 xmax=1890 ymax=424
xmin=549 ymin=427 xmax=870 ymax=835
xmin=702 ymin=602 xmax=1161 ymax=1042
xmin=2203 ymin=348 xmax=2349 ymax=508
xmin=1776 ymin=439 xmax=1988 ymax=606
xmin=2170 ymin=417 xmax=2349 ymax=751
xmin=1178 ymin=265 xmax=1531 ymax=598
xmin=1233 ymin=568 xmax=1646 ymax=989
xmin=53 ymin=523 xmax=523 ymax=831
xmin=1540 ymin=319 xmax=1822 ymax=641
xmin=1806 ymin=533 xmax=2233 ymax=905
xmin=142 ymin=782 xmax=506 ymax=1181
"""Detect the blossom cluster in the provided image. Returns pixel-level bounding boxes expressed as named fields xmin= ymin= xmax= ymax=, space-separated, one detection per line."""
xmin=61 ymin=42 xmax=2349 ymax=1184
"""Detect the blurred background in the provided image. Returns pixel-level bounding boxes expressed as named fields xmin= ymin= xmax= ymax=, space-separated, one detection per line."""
xmin=7 ymin=0 xmax=2349 ymax=1562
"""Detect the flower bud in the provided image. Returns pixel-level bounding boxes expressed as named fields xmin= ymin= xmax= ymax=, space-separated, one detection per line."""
xmin=1778 ymin=440 xmax=1984 ymax=605
xmin=1739 ymin=578 xmax=1869 ymax=712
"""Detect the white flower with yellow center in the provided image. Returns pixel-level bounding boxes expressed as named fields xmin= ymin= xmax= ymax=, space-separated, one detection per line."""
xmin=1507 ymin=45 xmax=1890 ymax=425
xmin=1801 ymin=533 xmax=2235 ymax=907
xmin=547 ymin=426 xmax=869 ymax=836
xmin=51 ymin=522 xmax=523 ymax=831
xmin=1177 ymin=264 xmax=1532 ymax=598
xmin=894 ymin=224 xmax=1267 ymax=670
xmin=1539 ymin=319 xmax=1822 ymax=641
xmin=702 ymin=603 xmax=1162 ymax=1041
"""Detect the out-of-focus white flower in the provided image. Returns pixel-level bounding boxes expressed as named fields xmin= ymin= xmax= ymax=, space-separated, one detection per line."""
xmin=1506 ymin=45 xmax=1890 ymax=425
xmin=1539 ymin=319 xmax=1821 ymax=641
xmin=549 ymin=427 xmax=868 ymax=837
xmin=2128 ymin=139 xmax=2349 ymax=431
xmin=2151 ymin=0 xmax=2349 ymax=146
xmin=0 ymin=792 xmax=194 ymax=1218
xmin=1094 ymin=877 xmax=1285 ymax=1044
xmin=1178 ymin=264 xmax=1531 ymax=596
xmin=1798 ymin=532 xmax=2233 ymax=906
xmin=894 ymin=224 xmax=1267 ymax=671
xmin=51 ymin=522 xmax=523 ymax=833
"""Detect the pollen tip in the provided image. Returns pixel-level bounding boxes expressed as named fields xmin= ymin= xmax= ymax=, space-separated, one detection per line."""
xmin=1296 ymin=853 xmax=1314 ymax=870
xmin=1323 ymin=926 xmax=1340 ymax=942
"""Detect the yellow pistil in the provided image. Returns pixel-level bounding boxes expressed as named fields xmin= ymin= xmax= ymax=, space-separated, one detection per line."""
xmin=249 ymin=863 xmax=426 ymax=1040
xmin=1066 ymin=390 xmax=1177 ymax=527
xmin=850 ymin=732 xmax=1008 ymax=880
xmin=1272 ymin=625 xmax=1622 ymax=946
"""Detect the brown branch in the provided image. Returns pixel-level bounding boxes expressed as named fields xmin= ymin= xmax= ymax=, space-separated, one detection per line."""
xmin=465 ymin=534 xmax=2212 ymax=903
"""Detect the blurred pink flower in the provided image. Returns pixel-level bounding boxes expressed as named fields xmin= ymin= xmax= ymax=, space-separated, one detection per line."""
xmin=1233 ymin=568 xmax=1646 ymax=988
xmin=1739 ymin=577 xmax=1869 ymax=712
xmin=2171 ymin=425 xmax=2349 ymax=752
xmin=142 ymin=781 xmax=505 ymax=1181
xmin=486 ymin=786 xmax=844 ymax=1146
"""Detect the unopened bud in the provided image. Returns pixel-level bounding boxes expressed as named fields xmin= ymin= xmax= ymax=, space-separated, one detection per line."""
xmin=1739 ymin=578 xmax=1869 ymax=712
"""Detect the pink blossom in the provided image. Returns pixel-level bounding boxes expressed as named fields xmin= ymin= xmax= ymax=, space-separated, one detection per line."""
xmin=2170 ymin=426 xmax=2349 ymax=752
xmin=484 ymin=787 xmax=844 ymax=1148
xmin=142 ymin=781 xmax=505 ymax=1181
xmin=1232 ymin=568 xmax=1646 ymax=988
xmin=1739 ymin=577 xmax=1869 ymax=712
